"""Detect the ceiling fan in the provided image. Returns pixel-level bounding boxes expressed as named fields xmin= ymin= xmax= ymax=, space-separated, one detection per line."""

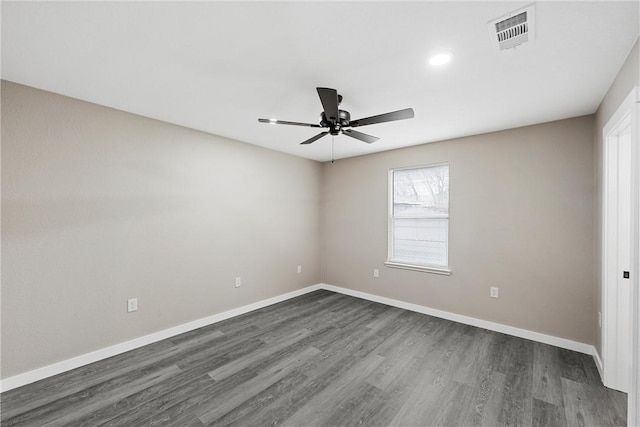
xmin=258 ymin=87 xmax=415 ymax=145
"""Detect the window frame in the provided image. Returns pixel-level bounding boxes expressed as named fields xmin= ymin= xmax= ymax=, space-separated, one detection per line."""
xmin=385 ymin=162 xmax=451 ymax=275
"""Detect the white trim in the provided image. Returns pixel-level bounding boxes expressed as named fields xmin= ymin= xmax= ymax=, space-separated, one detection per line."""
xmin=384 ymin=261 xmax=451 ymax=275
xmin=320 ymin=283 xmax=593 ymax=355
xmin=0 ymin=285 xmax=322 ymax=392
xmin=1 ymin=282 xmax=600 ymax=394
xmin=601 ymin=87 xmax=639 ymax=393
xmin=629 ymin=85 xmax=640 ymax=427
xmin=593 ymin=347 xmax=604 ymax=380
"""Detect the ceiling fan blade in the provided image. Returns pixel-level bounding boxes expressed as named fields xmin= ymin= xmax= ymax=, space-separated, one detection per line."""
xmin=258 ymin=118 xmax=322 ymax=128
xmin=342 ymin=129 xmax=380 ymax=144
xmin=316 ymin=87 xmax=339 ymax=122
xmin=300 ymin=131 xmax=330 ymax=145
xmin=349 ymin=108 xmax=415 ymax=127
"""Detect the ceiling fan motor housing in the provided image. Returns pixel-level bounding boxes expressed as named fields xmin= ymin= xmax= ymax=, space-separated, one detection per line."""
xmin=320 ymin=109 xmax=351 ymax=134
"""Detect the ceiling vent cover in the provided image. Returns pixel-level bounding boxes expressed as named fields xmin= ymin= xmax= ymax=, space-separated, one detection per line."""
xmin=488 ymin=4 xmax=535 ymax=51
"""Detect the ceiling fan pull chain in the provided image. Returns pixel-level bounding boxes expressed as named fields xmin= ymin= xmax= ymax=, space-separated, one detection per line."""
xmin=331 ymin=135 xmax=335 ymax=164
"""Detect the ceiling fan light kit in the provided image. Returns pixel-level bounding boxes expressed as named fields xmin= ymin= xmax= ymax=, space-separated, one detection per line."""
xmin=258 ymin=87 xmax=415 ymax=146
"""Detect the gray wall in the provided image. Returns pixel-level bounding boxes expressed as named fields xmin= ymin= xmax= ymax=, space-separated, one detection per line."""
xmin=321 ymin=116 xmax=596 ymax=345
xmin=594 ymin=38 xmax=640 ymax=357
xmin=1 ymin=81 xmax=322 ymax=378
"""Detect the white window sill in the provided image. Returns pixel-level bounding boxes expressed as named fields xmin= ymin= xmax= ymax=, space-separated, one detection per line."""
xmin=384 ymin=261 xmax=451 ymax=276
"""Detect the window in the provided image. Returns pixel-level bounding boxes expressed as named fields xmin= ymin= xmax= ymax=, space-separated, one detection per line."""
xmin=386 ymin=163 xmax=450 ymax=274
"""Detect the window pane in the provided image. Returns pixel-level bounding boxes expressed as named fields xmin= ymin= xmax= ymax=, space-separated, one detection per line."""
xmin=392 ymin=218 xmax=448 ymax=267
xmin=393 ymin=165 xmax=449 ymax=218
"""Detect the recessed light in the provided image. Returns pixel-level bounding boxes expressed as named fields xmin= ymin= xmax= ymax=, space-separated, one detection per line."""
xmin=428 ymin=52 xmax=452 ymax=66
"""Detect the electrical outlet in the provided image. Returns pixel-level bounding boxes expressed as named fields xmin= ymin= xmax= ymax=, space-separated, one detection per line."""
xmin=598 ymin=311 xmax=602 ymax=328
xmin=490 ymin=287 xmax=499 ymax=298
xmin=373 ymin=269 xmax=379 ymax=278
xmin=127 ymin=298 xmax=138 ymax=313
xmin=297 ymin=265 xmax=302 ymax=274
xmin=235 ymin=277 xmax=242 ymax=288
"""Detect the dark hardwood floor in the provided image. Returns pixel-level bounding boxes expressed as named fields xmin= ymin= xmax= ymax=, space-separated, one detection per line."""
xmin=0 ymin=290 xmax=627 ymax=426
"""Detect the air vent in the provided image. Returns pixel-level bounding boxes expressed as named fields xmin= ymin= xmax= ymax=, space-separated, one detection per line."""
xmin=488 ymin=4 xmax=535 ymax=51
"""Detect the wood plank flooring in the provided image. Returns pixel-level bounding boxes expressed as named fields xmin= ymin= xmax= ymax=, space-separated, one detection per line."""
xmin=0 ymin=290 xmax=627 ymax=426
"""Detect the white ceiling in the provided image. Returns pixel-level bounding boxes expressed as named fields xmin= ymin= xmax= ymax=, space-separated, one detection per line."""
xmin=2 ymin=1 xmax=638 ymax=162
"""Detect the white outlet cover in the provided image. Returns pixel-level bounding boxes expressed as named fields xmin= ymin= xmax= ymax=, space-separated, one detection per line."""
xmin=373 ymin=269 xmax=380 ymax=278
xmin=490 ymin=287 xmax=499 ymax=298
xmin=297 ymin=265 xmax=302 ymax=274
xmin=598 ymin=311 xmax=602 ymax=327
xmin=235 ymin=277 xmax=242 ymax=288
xmin=127 ymin=298 xmax=138 ymax=312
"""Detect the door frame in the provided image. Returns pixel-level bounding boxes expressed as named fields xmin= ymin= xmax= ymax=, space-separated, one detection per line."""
xmin=630 ymin=87 xmax=640 ymax=427
xmin=601 ymin=86 xmax=639 ymax=423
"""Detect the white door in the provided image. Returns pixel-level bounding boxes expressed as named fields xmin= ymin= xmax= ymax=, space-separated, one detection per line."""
xmin=631 ymin=99 xmax=640 ymax=427
xmin=603 ymin=106 xmax=633 ymax=393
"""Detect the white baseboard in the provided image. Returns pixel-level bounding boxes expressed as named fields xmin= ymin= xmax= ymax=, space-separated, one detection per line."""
xmin=593 ymin=347 xmax=604 ymax=380
xmin=320 ymin=283 xmax=595 ymax=355
xmin=1 ymin=282 xmax=599 ymax=393
xmin=0 ymin=284 xmax=322 ymax=393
